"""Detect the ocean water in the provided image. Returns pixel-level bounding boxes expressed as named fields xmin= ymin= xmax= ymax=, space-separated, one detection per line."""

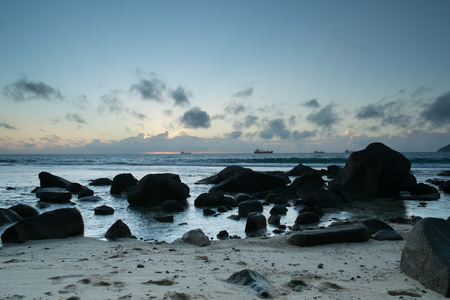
xmin=0 ymin=152 xmax=449 ymax=244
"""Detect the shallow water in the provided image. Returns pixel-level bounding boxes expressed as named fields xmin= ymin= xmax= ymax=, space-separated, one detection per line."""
xmin=0 ymin=152 xmax=449 ymax=245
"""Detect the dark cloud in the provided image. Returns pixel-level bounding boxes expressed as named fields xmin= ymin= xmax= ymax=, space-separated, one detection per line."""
xmin=3 ymin=77 xmax=63 ymax=102
xmin=180 ymin=107 xmax=211 ymax=129
xmin=260 ymin=119 xmax=291 ymax=140
xmin=130 ymin=74 xmax=166 ymax=102
xmin=355 ymin=104 xmax=385 ymax=119
xmin=421 ymin=91 xmax=450 ymax=126
xmin=65 ymin=114 xmax=87 ymax=124
xmin=212 ymin=114 xmax=226 ymax=120
xmin=0 ymin=122 xmax=16 ymax=130
xmin=226 ymin=131 xmax=243 ymax=139
xmin=288 ymin=115 xmax=296 ymax=127
xmin=225 ymin=103 xmax=246 ymax=115
xmin=292 ymin=130 xmax=315 ymax=140
xmin=170 ymin=86 xmax=191 ymax=106
xmin=233 ymin=114 xmax=258 ymax=129
xmin=233 ymin=87 xmax=254 ymax=98
xmin=303 ymin=99 xmax=320 ymax=108
xmin=306 ymin=104 xmax=340 ymax=128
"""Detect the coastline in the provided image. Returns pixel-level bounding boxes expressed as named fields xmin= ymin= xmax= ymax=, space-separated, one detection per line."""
xmin=0 ymin=223 xmax=444 ymax=299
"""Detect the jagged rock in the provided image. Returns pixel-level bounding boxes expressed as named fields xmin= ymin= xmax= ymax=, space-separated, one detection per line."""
xmin=0 ymin=208 xmax=22 ymax=226
xmin=238 ymin=200 xmax=263 ymax=217
xmin=330 ymin=143 xmax=411 ymax=199
xmin=161 ymin=200 xmax=186 ymax=212
xmin=294 ymin=212 xmax=320 ymax=225
xmin=35 ymin=187 xmax=72 ymax=203
xmin=194 ymin=191 xmax=236 ymax=207
xmin=38 ymin=172 xmax=71 ymax=188
xmin=297 ymin=182 xmax=344 ymax=208
xmin=8 ymin=204 xmax=39 ymax=218
xmin=94 ymin=205 xmax=114 ymax=215
xmin=105 ymin=220 xmax=133 ymax=240
xmin=182 ymin=228 xmax=211 ymax=247
xmin=89 ymin=178 xmax=113 ymax=186
xmin=1 ymin=208 xmax=84 ymax=243
xmin=245 ymin=213 xmax=266 ymax=234
xmin=127 ymin=173 xmax=189 ymax=206
xmin=287 ymin=225 xmax=370 ymax=246
xmin=110 ymin=173 xmax=138 ymax=195
xmin=401 ymin=218 xmax=450 ymax=297
xmin=226 ymin=269 xmax=272 ymax=298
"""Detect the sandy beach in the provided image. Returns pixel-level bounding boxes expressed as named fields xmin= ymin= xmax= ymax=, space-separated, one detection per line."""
xmin=0 ymin=223 xmax=444 ymax=300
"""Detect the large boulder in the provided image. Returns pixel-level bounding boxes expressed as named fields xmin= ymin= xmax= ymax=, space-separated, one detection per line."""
xmin=105 ymin=219 xmax=133 ymax=240
xmin=182 ymin=228 xmax=211 ymax=247
xmin=238 ymin=200 xmax=263 ymax=217
xmin=287 ymin=225 xmax=370 ymax=246
xmin=0 ymin=208 xmax=22 ymax=226
xmin=286 ymin=163 xmax=316 ymax=177
xmin=245 ymin=213 xmax=267 ymax=234
xmin=127 ymin=173 xmax=190 ymax=206
xmin=194 ymin=191 xmax=236 ymax=207
xmin=297 ymin=182 xmax=344 ymax=208
xmin=210 ymin=169 xmax=287 ymax=194
xmin=400 ymin=218 xmax=450 ymax=297
xmin=89 ymin=178 xmax=113 ymax=186
xmin=38 ymin=172 xmax=72 ymax=188
xmin=8 ymin=204 xmax=40 ymax=219
xmin=110 ymin=173 xmax=138 ymax=195
xmin=330 ymin=143 xmax=411 ymax=199
xmin=35 ymin=187 xmax=72 ymax=203
xmin=195 ymin=165 xmax=249 ymax=184
xmin=1 ymin=208 xmax=84 ymax=243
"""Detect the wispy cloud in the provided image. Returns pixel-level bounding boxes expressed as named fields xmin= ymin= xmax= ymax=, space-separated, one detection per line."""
xmin=232 ymin=87 xmax=254 ymax=98
xmin=225 ymin=102 xmax=246 ymax=115
xmin=98 ymin=91 xmax=147 ymax=121
xmin=3 ymin=76 xmax=63 ymax=102
xmin=0 ymin=122 xmax=17 ymax=130
xmin=65 ymin=113 xmax=87 ymax=124
xmin=180 ymin=107 xmax=211 ymax=129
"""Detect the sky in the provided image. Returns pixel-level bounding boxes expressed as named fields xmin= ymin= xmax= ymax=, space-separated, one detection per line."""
xmin=1 ymin=0 xmax=450 ymax=154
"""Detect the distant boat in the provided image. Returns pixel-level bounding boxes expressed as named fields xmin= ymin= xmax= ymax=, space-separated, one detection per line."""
xmin=313 ymin=150 xmax=325 ymax=153
xmin=254 ymin=149 xmax=273 ymax=154
xmin=180 ymin=151 xmax=191 ymax=154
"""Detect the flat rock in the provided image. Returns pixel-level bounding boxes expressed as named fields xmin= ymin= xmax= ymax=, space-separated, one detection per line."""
xmin=287 ymin=225 xmax=370 ymax=247
xmin=35 ymin=187 xmax=72 ymax=203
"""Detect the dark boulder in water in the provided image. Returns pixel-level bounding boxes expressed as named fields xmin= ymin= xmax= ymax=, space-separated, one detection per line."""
xmin=38 ymin=171 xmax=72 ymax=189
xmin=89 ymin=178 xmax=113 ymax=186
xmin=1 ymin=208 xmax=84 ymax=243
xmin=409 ymin=183 xmax=439 ymax=195
xmin=0 ymin=208 xmax=22 ymax=226
xmin=78 ymin=195 xmax=103 ymax=202
xmin=94 ymin=205 xmax=114 ymax=215
xmin=8 ymin=204 xmax=39 ymax=219
xmin=245 ymin=212 xmax=267 ymax=234
xmin=78 ymin=187 xmax=94 ymax=199
xmin=238 ymin=200 xmax=263 ymax=217
xmin=35 ymin=187 xmax=72 ymax=203
xmin=329 ymin=142 xmax=411 ymax=199
xmin=297 ymin=182 xmax=344 ymax=208
xmin=195 ymin=165 xmax=250 ymax=184
xmin=161 ymin=200 xmax=186 ymax=212
xmin=294 ymin=212 xmax=320 ymax=225
xmin=194 ymin=191 xmax=236 ymax=207
xmin=105 ymin=219 xmax=133 ymax=240
xmin=110 ymin=173 xmax=138 ymax=195
xmin=127 ymin=173 xmax=190 ymax=206
xmin=286 ymin=163 xmax=316 ymax=177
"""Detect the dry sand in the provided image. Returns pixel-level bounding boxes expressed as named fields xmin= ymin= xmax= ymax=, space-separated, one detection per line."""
xmin=0 ymin=224 xmax=444 ymax=300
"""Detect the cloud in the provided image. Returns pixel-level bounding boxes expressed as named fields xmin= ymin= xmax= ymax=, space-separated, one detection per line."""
xmin=421 ymin=91 xmax=450 ymax=126
xmin=226 ymin=131 xmax=243 ymax=139
xmin=233 ymin=87 xmax=254 ymax=98
xmin=412 ymin=86 xmax=432 ymax=98
xmin=65 ymin=114 xmax=87 ymax=124
xmin=303 ymin=99 xmax=320 ymax=108
xmin=180 ymin=107 xmax=211 ymax=129
xmin=381 ymin=113 xmax=411 ymax=128
xmin=131 ymin=110 xmax=147 ymax=121
xmin=292 ymin=130 xmax=316 ymax=140
xmin=233 ymin=114 xmax=258 ymax=129
xmin=3 ymin=77 xmax=63 ymax=102
xmin=306 ymin=104 xmax=340 ymax=128
xmin=355 ymin=103 xmax=385 ymax=119
xmin=225 ymin=102 xmax=246 ymax=115
xmin=170 ymin=86 xmax=191 ymax=106
xmin=73 ymin=95 xmax=89 ymax=109
xmin=98 ymin=92 xmax=124 ymax=115
xmin=130 ymin=74 xmax=166 ymax=102
xmin=259 ymin=119 xmax=291 ymax=139
xmin=0 ymin=122 xmax=17 ymax=130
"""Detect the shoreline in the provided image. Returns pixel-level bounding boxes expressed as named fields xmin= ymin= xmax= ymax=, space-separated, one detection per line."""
xmin=0 ymin=224 xmax=445 ymax=299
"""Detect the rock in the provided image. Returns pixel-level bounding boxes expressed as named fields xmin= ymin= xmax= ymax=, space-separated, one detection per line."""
xmin=286 ymin=163 xmax=315 ymax=177
xmin=194 ymin=191 xmax=236 ymax=207
xmin=291 ymin=173 xmax=325 ymax=188
xmin=327 ymin=165 xmax=342 ymax=177
xmin=442 ymin=181 xmax=450 ymax=194
xmin=327 ymin=183 xmax=353 ymax=203
xmin=78 ymin=196 xmax=103 ymax=202
xmin=270 ymin=204 xmax=287 ymax=215
xmin=154 ymin=215 xmax=174 ymax=223
xmin=38 ymin=171 xmax=71 ymax=188
xmin=297 ymin=182 xmax=344 ymax=208
xmin=8 ymin=204 xmax=39 ymax=218
xmin=401 ymin=173 xmax=417 ymax=191
xmin=217 ymin=230 xmax=229 ymax=240
xmin=372 ymin=230 xmax=403 ymax=241
xmin=245 ymin=213 xmax=267 ymax=234
xmin=401 ymin=193 xmax=440 ymax=201
xmin=78 ymin=187 xmax=94 ymax=199
xmin=264 ymin=193 xmax=285 ymax=203
xmin=438 ymin=170 xmax=450 ymax=177
xmin=1 ymin=208 xmax=84 ymax=243
xmin=127 ymin=173 xmax=190 ymax=206
xmin=329 ymin=142 xmax=411 ymax=199
xmin=295 ymin=212 xmax=320 ymax=225
xmin=35 ymin=187 xmax=72 ymax=203
xmin=437 ymin=144 xmax=450 ymax=152
xmin=235 ymin=193 xmax=252 ymax=203
xmin=94 ymin=205 xmax=114 ymax=215
xmin=287 ymin=225 xmax=371 ymax=246
xmin=410 ymin=183 xmax=439 ymax=195
xmin=195 ymin=165 xmax=249 ymax=184
xmin=400 ymin=218 xmax=450 ymax=297
xmin=210 ymin=169 xmax=287 ymax=194
xmin=226 ymin=269 xmax=272 ymax=298
xmin=203 ymin=208 xmax=216 ymax=216
xmin=238 ymin=200 xmax=263 ymax=217
xmin=161 ymin=200 xmax=186 ymax=212
xmin=105 ymin=220 xmax=133 ymax=240
xmin=66 ymin=182 xmax=83 ymax=194
xmin=361 ymin=219 xmax=394 ymax=234
xmin=89 ymin=178 xmax=113 ymax=186
xmin=110 ymin=173 xmax=138 ymax=195
xmin=217 ymin=206 xmax=228 ymax=212
xmin=182 ymin=228 xmax=211 ymax=247
xmin=268 ymin=214 xmax=281 ymax=227
xmin=0 ymin=208 xmax=22 ymax=226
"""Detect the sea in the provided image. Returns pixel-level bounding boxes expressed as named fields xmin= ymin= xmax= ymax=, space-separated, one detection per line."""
xmin=0 ymin=152 xmax=449 ymax=245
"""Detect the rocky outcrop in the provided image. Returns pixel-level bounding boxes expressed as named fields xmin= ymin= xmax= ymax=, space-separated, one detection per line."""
xmin=110 ymin=173 xmax=138 ymax=195
xmin=400 ymin=218 xmax=450 ymax=297
xmin=330 ymin=143 xmax=411 ymax=199
xmin=1 ymin=208 xmax=84 ymax=243
xmin=287 ymin=225 xmax=370 ymax=246
xmin=105 ymin=220 xmax=133 ymax=240
xmin=181 ymin=228 xmax=211 ymax=247
xmin=437 ymin=144 xmax=450 ymax=152
xmin=127 ymin=173 xmax=190 ymax=207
